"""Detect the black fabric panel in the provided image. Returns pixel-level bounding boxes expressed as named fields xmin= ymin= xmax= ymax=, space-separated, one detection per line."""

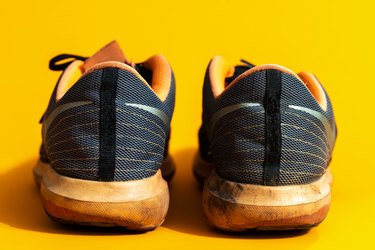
xmin=225 ymin=66 xmax=251 ymax=87
xmin=135 ymin=63 xmax=153 ymax=86
xmin=263 ymin=69 xmax=282 ymax=186
xmin=198 ymin=125 xmax=212 ymax=161
xmin=163 ymin=129 xmax=171 ymax=159
xmin=40 ymin=144 xmax=50 ymax=163
xmin=99 ymin=68 xmax=118 ymax=181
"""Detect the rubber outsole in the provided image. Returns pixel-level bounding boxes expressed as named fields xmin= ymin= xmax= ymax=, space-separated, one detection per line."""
xmin=193 ymin=153 xmax=333 ymax=231
xmin=33 ymin=157 xmax=174 ymax=230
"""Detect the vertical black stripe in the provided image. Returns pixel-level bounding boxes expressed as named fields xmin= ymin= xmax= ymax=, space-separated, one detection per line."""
xmin=99 ymin=68 xmax=118 ymax=181
xmin=263 ymin=69 xmax=282 ymax=186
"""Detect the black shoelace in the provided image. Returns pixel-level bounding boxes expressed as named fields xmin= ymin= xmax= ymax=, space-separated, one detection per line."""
xmin=224 ymin=59 xmax=256 ymax=86
xmin=49 ymin=54 xmax=88 ymax=71
xmin=240 ymin=59 xmax=256 ymax=68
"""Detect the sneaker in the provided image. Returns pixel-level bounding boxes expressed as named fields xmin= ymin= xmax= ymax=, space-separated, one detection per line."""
xmin=34 ymin=41 xmax=176 ymax=230
xmin=193 ymin=56 xmax=337 ymax=231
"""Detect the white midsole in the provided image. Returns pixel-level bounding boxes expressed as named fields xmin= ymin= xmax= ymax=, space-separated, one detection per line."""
xmin=35 ymin=161 xmax=168 ymax=203
xmin=205 ymin=169 xmax=332 ymax=207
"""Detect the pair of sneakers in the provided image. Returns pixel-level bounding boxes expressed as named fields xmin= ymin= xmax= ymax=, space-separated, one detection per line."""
xmin=34 ymin=41 xmax=337 ymax=231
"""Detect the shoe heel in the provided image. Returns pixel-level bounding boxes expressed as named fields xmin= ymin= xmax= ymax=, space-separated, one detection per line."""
xmin=202 ymin=170 xmax=332 ymax=231
xmin=35 ymin=162 xmax=169 ymax=230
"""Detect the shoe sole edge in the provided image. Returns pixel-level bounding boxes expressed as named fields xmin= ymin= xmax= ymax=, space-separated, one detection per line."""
xmin=202 ymin=170 xmax=332 ymax=231
xmin=34 ymin=161 xmax=169 ymax=230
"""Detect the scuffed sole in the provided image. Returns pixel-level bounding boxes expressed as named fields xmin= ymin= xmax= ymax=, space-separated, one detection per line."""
xmin=33 ymin=161 xmax=169 ymax=230
xmin=202 ymin=170 xmax=332 ymax=231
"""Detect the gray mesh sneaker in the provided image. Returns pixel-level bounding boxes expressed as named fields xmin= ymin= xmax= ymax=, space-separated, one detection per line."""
xmin=193 ymin=56 xmax=337 ymax=231
xmin=34 ymin=41 xmax=175 ymax=230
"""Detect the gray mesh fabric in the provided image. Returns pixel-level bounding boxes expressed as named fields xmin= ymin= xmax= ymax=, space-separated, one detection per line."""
xmin=200 ymin=62 xmax=337 ymax=185
xmin=41 ymin=66 xmax=175 ymax=181
xmin=278 ymin=73 xmax=335 ymax=185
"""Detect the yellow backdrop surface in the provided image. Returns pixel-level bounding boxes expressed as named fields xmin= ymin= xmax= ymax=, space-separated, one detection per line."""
xmin=0 ymin=0 xmax=374 ymax=249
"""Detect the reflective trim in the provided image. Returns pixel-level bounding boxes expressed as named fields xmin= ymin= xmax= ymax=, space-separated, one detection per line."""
xmin=42 ymin=101 xmax=93 ymax=141
xmin=209 ymin=103 xmax=261 ymax=130
xmin=125 ymin=103 xmax=170 ymax=125
xmin=288 ymin=105 xmax=335 ymax=148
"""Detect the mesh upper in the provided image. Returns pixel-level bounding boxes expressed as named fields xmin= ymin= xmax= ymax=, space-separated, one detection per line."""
xmin=200 ymin=63 xmax=337 ymax=185
xmin=41 ymin=66 xmax=175 ymax=181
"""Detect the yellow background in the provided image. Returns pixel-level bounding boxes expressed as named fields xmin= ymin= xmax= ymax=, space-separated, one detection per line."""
xmin=0 ymin=0 xmax=374 ymax=249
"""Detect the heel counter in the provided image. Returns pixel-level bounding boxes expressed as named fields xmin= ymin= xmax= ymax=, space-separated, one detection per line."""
xmin=206 ymin=69 xmax=331 ymax=186
xmin=210 ymin=104 xmax=266 ymax=185
xmin=279 ymin=73 xmax=331 ymax=185
xmin=43 ymin=68 xmax=113 ymax=181
xmin=210 ymin=69 xmax=283 ymax=186
xmin=114 ymin=68 xmax=171 ymax=181
xmin=279 ymin=109 xmax=330 ymax=185
xmin=44 ymin=100 xmax=100 ymax=181
xmin=43 ymin=66 xmax=172 ymax=182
